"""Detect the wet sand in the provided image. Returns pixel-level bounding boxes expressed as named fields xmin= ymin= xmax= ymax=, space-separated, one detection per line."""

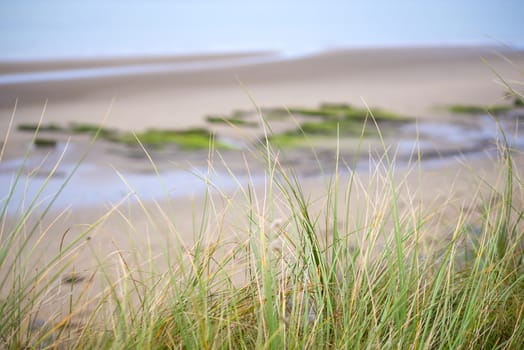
xmin=0 ymin=51 xmax=275 ymax=74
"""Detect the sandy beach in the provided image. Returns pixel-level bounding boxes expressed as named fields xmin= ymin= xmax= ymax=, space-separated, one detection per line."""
xmin=1 ymin=45 xmax=523 ymax=229
xmin=1 ymin=46 xmax=524 ymax=324
xmin=1 ymin=46 xmax=523 ymax=133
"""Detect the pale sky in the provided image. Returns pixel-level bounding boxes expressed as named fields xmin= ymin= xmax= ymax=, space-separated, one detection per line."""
xmin=0 ymin=0 xmax=522 ymax=59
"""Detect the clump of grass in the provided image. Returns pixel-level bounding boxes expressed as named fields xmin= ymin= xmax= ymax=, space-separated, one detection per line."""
xmin=2 ymin=103 xmax=523 ymax=349
xmin=448 ymin=104 xmax=513 ymax=115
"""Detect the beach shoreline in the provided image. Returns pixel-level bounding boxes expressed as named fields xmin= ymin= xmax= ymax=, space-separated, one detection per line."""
xmin=0 ymin=51 xmax=278 ymax=74
xmin=1 ymin=45 xmax=523 ymax=216
xmin=1 ymin=46 xmax=523 ymax=132
xmin=0 ymin=45 xmax=513 ymax=74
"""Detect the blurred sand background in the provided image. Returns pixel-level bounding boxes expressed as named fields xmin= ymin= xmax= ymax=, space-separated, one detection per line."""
xmin=2 ymin=47 xmax=523 ymax=133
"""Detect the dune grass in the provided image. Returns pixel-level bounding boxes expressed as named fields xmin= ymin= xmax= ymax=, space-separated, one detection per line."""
xmin=1 ymin=108 xmax=523 ymax=350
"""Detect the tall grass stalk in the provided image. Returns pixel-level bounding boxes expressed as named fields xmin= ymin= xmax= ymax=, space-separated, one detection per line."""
xmin=1 ymin=109 xmax=523 ymax=349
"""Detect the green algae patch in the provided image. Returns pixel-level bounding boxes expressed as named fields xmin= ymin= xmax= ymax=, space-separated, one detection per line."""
xmin=115 ymin=128 xmax=230 ymax=150
xmin=206 ymin=115 xmax=258 ymax=127
xmin=16 ymin=121 xmax=229 ymax=151
xmin=206 ymin=109 xmax=258 ymax=127
xmin=267 ymin=104 xmax=408 ymax=148
xmin=70 ymin=123 xmax=117 ymax=138
xmin=288 ymin=103 xmax=409 ymax=122
xmin=268 ymin=119 xmax=378 ymax=148
xmin=287 ymin=106 xmax=340 ymax=118
xmin=18 ymin=123 xmax=64 ymax=133
xmin=14 ymin=103 xmax=410 ymax=151
xmin=17 ymin=122 xmax=116 ymax=138
xmin=448 ymin=104 xmax=512 ymax=115
xmin=268 ymin=132 xmax=309 ymax=148
xmin=33 ymin=138 xmax=57 ymax=148
xmin=299 ymin=118 xmax=373 ymax=136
